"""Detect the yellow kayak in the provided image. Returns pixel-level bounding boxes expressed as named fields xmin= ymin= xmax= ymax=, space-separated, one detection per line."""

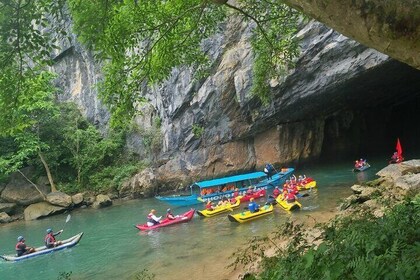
xmin=275 ymin=196 xmax=302 ymax=211
xmin=228 ymin=204 xmax=274 ymax=223
xmin=197 ymin=197 xmax=241 ymax=218
xmin=297 ymin=180 xmax=317 ymax=191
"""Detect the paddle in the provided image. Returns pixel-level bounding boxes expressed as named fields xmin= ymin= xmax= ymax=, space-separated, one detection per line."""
xmin=61 ymin=214 xmax=71 ymax=232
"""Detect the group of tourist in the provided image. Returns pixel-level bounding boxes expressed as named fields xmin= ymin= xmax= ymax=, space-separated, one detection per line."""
xmin=146 ymin=208 xmax=179 ymax=226
xmin=14 ymin=228 xmax=63 ymax=257
xmin=354 ymin=158 xmax=368 ymax=169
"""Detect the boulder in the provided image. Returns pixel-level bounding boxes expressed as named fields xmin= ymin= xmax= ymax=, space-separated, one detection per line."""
xmin=92 ymin=194 xmax=112 ymax=209
xmin=0 ymin=203 xmax=17 ymax=215
xmin=0 ymin=168 xmax=49 ymax=206
xmin=120 ymin=168 xmax=159 ymax=199
xmin=71 ymin=193 xmax=84 ymax=206
xmin=83 ymin=193 xmax=96 ymax=206
xmin=350 ymin=184 xmax=363 ymax=194
xmin=24 ymin=202 xmax=65 ymax=221
xmin=0 ymin=212 xmax=12 ymax=223
xmin=47 ymin=192 xmax=73 ymax=207
xmin=395 ymin=173 xmax=420 ymax=195
xmin=377 ymin=160 xmax=420 ymax=181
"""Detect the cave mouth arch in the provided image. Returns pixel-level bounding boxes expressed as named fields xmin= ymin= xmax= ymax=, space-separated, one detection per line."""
xmin=319 ymin=60 xmax=420 ymax=162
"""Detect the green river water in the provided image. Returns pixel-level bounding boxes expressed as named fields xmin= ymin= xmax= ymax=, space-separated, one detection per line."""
xmin=0 ymin=159 xmax=384 ymax=280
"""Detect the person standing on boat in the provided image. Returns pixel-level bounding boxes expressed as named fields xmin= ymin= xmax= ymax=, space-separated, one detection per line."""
xmin=264 ymin=163 xmax=274 ymax=180
xmin=147 ymin=209 xmax=162 ymax=226
xmin=15 ymin=236 xmax=35 ymax=257
xmin=248 ymin=198 xmax=259 ymax=213
xmin=44 ymin=228 xmax=63 ymax=248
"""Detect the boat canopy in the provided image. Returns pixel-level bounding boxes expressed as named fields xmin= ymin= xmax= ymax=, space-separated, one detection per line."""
xmin=194 ymin=172 xmax=267 ymax=189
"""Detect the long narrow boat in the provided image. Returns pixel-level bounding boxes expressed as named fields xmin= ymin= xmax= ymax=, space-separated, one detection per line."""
xmin=197 ymin=197 xmax=242 ymax=218
xmin=228 ymin=204 xmax=274 ymax=223
xmin=297 ymin=178 xmax=317 ymax=191
xmin=0 ymin=232 xmax=84 ymax=262
xmin=275 ymin=196 xmax=302 ymax=211
xmin=135 ymin=209 xmax=195 ymax=231
xmin=156 ymin=168 xmax=294 ymax=206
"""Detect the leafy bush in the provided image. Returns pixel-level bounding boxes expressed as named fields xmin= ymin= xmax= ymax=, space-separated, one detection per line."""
xmin=232 ymin=196 xmax=420 ymax=280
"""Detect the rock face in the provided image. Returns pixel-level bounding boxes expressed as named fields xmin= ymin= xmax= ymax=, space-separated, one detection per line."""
xmin=0 ymin=169 xmax=49 ymax=206
xmin=92 ymin=194 xmax=112 ymax=209
xmin=120 ymin=168 xmax=159 ymax=198
xmin=50 ymin=14 xmax=420 ymax=192
xmin=24 ymin=202 xmax=65 ymax=221
xmin=47 ymin=192 xmax=73 ymax=207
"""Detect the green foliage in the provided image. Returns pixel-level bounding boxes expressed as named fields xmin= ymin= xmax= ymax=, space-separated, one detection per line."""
xmin=192 ymin=124 xmax=204 ymax=138
xmin=234 ymin=196 xmax=420 ymax=279
xmin=0 ymin=70 xmax=58 ymax=175
xmin=67 ymin=0 xmax=302 ymax=124
xmin=234 ymin=1 xmax=302 ymax=103
xmin=89 ymin=162 xmax=145 ymax=192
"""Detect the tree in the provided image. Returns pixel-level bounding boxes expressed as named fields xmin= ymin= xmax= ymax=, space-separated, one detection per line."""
xmin=0 ymin=70 xmax=59 ymax=193
xmin=67 ymin=0 xmax=301 ymax=125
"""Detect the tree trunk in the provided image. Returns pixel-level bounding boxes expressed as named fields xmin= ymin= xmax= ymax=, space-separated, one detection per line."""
xmin=283 ymin=0 xmax=420 ymax=70
xmin=17 ymin=169 xmax=47 ymax=200
xmin=38 ymin=152 xmax=57 ymax=192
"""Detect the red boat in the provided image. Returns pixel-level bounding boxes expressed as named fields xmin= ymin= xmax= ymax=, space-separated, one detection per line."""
xmin=135 ymin=209 xmax=195 ymax=231
xmin=239 ymin=189 xmax=266 ymax=202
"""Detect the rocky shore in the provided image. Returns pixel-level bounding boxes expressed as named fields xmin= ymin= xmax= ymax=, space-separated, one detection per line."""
xmin=229 ymin=159 xmax=420 ymax=279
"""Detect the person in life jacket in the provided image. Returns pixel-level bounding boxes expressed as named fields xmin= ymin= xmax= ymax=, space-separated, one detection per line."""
xmin=146 ymin=209 xmax=162 ymax=226
xmin=248 ymin=198 xmax=259 ymax=213
xmin=246 ymin=186 xmax=254 ymax=196
xmin=272 ymin=186 xmax=281 ymax=198
xmin=44 ymin=228 xmax=63 ymax=248
xmin=205 ymin=200 xmax=215 ymax=211
xmin=285 ymin=192 xmax=297 ymax=203
xmin=230 ymin=188 xmax=240 ymax=203
xmin=15 ymin=236 xmax=35 ymax=257
xmin=166 ymin=209 xmax=177 ymax=220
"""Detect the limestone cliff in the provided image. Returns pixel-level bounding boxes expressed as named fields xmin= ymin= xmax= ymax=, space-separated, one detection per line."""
xmin=51 ymin=17 xmax=420 ymax=191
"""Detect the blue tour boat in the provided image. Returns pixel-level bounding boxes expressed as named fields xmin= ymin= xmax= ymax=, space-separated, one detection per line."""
xmin=155 ymin=167 xmax=294 ymax=206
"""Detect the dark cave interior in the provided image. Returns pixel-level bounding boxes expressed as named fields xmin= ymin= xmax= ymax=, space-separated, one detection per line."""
xmin=320 ymin=60 xmax=420 ymax=161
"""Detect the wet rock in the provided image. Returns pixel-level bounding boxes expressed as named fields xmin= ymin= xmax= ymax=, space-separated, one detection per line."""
xmin=47 ymin=192 xmax=72 ymax=207
xmin=395 ymin=173 xmax=420 ymax=196
xmin=350 ymin=184 xmax=363 ymax=194
xmin=24 ymin=202 xmax=65 ymax=221
xmin=0 ymin=212 xmax=12 ymax=223
xmin=0 ymin=203 xmax=17 ymax=215
xmin=120 ymin=168 xmax=159 ymax=199
xmin=71 ymin=193 xmax=84 ymax=206
xmin=92 ymin=194 xmax=112 ymax=209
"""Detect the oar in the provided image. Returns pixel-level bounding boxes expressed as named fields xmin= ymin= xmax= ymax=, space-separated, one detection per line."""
xmin=61 ymin=214 xmax=71 ymax=232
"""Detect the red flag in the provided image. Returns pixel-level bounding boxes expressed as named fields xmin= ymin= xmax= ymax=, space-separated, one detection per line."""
xmin=396 ymin=138 xmax=403 ymax=157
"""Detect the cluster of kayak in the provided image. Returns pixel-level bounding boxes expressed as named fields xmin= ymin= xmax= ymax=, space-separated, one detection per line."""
xmin=135 ymin=177 xmax=317 ymax=230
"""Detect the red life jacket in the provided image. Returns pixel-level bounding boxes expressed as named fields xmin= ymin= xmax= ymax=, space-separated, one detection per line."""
xmin=273 ymin=189 xmax=280 ymax=197
xmin=233 ymin=191 xmax=239 ymax=197
xmin=286 ymin=193 xmax=296 ymax=202
xmin=45 ymin=233 xmax=56 ymax=245
xmin=15 ymin=241 xmax=25 ymax=250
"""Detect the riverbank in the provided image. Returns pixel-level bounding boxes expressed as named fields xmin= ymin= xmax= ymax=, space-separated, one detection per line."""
xmin=227 ymin=160 xmax=420 ymax=279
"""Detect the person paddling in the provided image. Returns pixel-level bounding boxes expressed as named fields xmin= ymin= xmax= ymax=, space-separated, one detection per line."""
xmin=45 ymin=228 xmax=63 ymax=248
xmin=248 ymin=198 xmax=259 ymax=213
xmin=146 ymin=209 xmax=162 ymax=226
xmin=15 ymin=236 xmax=35 ymax=257
xmin=166 ymin=209 xmax=178 ymax=220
